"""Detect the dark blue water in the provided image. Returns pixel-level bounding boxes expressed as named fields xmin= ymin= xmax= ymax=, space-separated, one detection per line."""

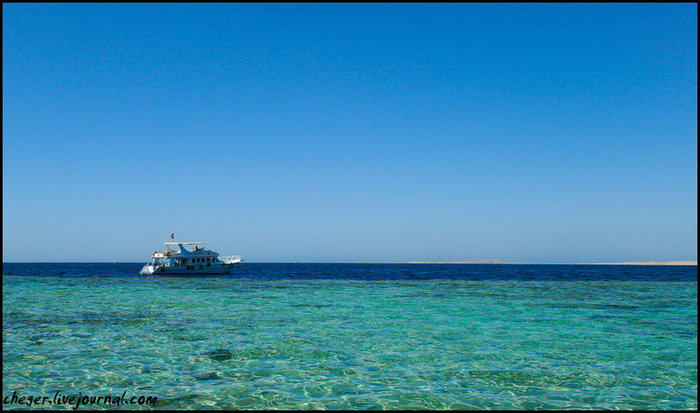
xmin=2 ymin=262 xmax=697 ymax=281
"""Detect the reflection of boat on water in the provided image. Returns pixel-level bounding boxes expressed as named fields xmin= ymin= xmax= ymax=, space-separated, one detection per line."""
xmin=139 ymin=241 xmax=243 ymax=275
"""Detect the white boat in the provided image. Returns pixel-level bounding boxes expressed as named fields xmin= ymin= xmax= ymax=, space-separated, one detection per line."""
xmin=140 ymin=241 xmax=243 ymax=275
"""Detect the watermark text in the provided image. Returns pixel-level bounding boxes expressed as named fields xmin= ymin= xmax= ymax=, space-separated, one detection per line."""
xmin=3 ymin=390 xmax=158 ymax=410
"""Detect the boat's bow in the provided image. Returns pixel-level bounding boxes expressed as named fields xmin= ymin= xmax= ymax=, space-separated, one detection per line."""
xmin=140 ymin=264 xmax=156 ymax=275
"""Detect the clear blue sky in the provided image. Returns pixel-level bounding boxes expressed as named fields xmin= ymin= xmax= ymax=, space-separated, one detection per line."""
xmin=3 ymin=4 xmax=697 ymax=262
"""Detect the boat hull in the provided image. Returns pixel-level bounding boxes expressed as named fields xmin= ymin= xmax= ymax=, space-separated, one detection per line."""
xmin=139 ymin=262 xmax=239 ymax=276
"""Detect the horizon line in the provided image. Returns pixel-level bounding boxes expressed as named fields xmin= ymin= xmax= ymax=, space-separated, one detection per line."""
xmin=2 ymin=260 xmax=697 ymax=266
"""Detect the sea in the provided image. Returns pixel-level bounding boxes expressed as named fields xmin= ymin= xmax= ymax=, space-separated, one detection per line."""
xmin=2 ymin=263 xmax=697 ymax=410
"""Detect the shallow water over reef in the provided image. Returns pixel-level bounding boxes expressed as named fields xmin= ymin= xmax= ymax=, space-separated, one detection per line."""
xmin=3 ymin=263 xmax=697 ymax=409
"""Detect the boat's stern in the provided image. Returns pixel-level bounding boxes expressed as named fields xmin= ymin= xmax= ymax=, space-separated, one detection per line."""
xmin=220 ymin=255 xmax=243 ymax=265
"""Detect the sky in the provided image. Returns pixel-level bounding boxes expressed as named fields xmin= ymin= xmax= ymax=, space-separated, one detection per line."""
xmin=3 ymin=3 xmax=697 ymax=263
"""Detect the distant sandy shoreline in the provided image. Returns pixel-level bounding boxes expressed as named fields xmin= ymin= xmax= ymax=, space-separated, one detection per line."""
xmin=403 ymin=260 xmax=697 ymax=266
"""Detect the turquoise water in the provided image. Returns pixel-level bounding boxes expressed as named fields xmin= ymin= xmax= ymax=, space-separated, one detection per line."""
xmin=3 ymin=265 xmax=697 ymax=410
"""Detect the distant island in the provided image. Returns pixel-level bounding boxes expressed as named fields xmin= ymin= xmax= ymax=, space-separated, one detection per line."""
xmin=403 ymin=260 xmax=697 ymax=265
xmin=584 ymin=260 xmax=697 ymax=266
